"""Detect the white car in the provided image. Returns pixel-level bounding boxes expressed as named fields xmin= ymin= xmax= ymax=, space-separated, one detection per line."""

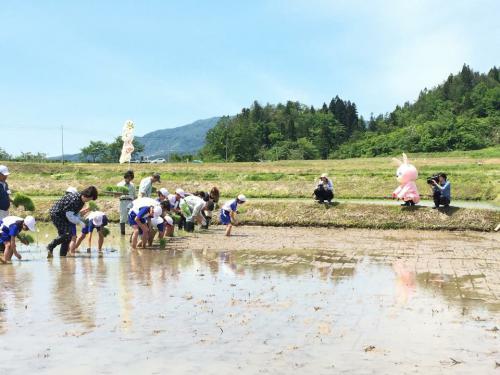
xmin=150 ymin=158 xmax=166 ymax=163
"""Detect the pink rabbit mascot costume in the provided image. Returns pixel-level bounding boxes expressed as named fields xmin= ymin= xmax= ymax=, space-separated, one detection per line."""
xmin=392 ymin=153 xmax=420 ymax=206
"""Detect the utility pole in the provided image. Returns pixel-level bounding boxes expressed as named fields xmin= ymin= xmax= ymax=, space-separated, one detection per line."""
xmin=61 ymin=125 xmax=64 ymax=164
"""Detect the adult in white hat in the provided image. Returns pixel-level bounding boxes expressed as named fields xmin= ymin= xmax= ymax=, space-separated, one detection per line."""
xmin=220 ymin=194 xmax=247 ymax=237
xmin=314 ymin=173 xmax=334 ymax=204
xmin=0 ymin=215 xmax=36 ymax=263
xmin=0 ymin=165 xmax=12 ymax=220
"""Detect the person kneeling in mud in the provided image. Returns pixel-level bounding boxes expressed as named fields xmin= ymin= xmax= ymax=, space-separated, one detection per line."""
xmin=220 ymin=194 xmax=247 ymax=237
xmin=70 ymin=211 xmax=108 ymax=256
xmin=314 ymin=173 xmax=334 ymax=204
xmin=179 ymin=194 xmax=214 ymax=232
xmin=0 ymin=215 xmax=36 ymax=263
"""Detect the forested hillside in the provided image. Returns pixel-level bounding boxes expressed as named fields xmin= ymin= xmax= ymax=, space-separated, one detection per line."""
xmin=202 ymin=65 xmax=499 ymax=161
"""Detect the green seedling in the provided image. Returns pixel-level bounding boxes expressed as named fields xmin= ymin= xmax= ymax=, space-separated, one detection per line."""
xmin=102 ymin=227 xmax=110 ymax=238
xmin=88 ymin=201 xmax=99 ymax=211
xmin=159 ymin=238 xmax=167 ymax=249
xmin=13 ymin=193 xmax=35 ymax=211
xmin=18 ymin=232 xmax=35 ymax=244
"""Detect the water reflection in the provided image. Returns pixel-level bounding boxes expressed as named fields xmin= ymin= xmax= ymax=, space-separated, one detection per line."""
xmin=0 ymin=228 xmax=498 ymax=374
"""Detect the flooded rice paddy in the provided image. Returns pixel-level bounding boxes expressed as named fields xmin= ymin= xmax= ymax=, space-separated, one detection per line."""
xmin=0 ymin=225 xmax=499 ymax=374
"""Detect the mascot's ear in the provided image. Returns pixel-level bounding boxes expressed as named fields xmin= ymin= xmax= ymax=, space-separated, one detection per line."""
xmin=392 ymin=157 xmax=402 ymax=166
xmin=402 ymin=153 xmax=408 ymax=164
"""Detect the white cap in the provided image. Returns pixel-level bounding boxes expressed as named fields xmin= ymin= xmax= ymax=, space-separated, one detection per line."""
xmin=159 ymin=188 xmax=169 ymax=197
xmin=24 ymin=216 xmax=36 ymax=231
xmin=92 ymin=213 xmax=104 ymax=226
xmin=151 ymin=216 xmax=163 ymax=226
xmin=175 ymin=188 xmax=185 ymax=198
xmin=237 ymin=194 xmax=247 ymax=202
xmin=164 ymin=216 xmax=174 ymax=226
xmin=66 ymin=186 xmax=78 ymax=194
xmin=0 ymin=165 xmax=10 ymax=176
xmin=87 ymin=211 xmax=105 ymax=226
xmin=321 ymin=173 xmax=328 ymax=178
xmin=153 ymin=205 xmax=162 ymax=218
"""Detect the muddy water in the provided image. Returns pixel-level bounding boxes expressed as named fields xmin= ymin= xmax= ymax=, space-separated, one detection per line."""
xmin=0 ymin=226 xmax=499 ymax=374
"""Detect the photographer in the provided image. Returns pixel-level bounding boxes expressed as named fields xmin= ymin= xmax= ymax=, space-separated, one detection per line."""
xmin=429 ymin=173 xmax=451 ymax=209
xmin=314 ymin=173 xmax=334 ymax=204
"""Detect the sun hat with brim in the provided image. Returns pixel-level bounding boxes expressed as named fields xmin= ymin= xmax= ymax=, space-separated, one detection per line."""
xmin=153 ymin=173 xmax=161 ymax=182
xmin=175 ymin=188 xmax=185 ymax=198
xmin=165 ymin=216 xmax=174 ymax=226
xmin=237 ymin=194 xmax=247 ymax=202
xmin=0 ymin=165 xmax=10 ymax=176
xmin=159 ymin=188 xmax=169 ymax=197
xmin=320 ymin=173 xmax=328 ymax=178
xmin=24 ymin=216 xmax=36 ymax=231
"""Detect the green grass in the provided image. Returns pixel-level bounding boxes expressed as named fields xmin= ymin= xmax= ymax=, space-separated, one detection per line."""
xmin=4 ymin=147 xmax=499 ymax=215
xmin=6 ymin=147 xmax=499 ymax=201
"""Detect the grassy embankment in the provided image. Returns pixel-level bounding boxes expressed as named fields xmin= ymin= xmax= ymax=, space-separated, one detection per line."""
xmin=5 ymin=147 xmax=500 ymax=231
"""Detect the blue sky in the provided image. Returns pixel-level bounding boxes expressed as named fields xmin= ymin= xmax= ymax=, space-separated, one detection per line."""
xmin=1 ymin=0 xmax=499 ymax=156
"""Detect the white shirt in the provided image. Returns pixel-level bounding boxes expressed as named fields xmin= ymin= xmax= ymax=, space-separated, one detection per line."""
xmin=1 ymin=216 xmax=22 ymax=227
xmin=138 ymin=177 xmax=153 ymax=197
xmin=167 ymin=194 xmax=179 ymax=209
xmin=131 ymin=197 xmax=158 ymax=214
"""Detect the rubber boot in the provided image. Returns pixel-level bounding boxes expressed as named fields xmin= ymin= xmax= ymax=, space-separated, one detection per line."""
xmin=120 ymin=223 xmax=126 ymax=236
xmin=185 ymin=221 xmax=195 ymax=232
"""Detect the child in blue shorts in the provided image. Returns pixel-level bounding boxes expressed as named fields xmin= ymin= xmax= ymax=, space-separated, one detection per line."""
xmin=220 ymin=194 xmax=247 ymax=237
xmin=147 ymin=215 xmax=174 ymax=246
xmin=0 ymin=215 xmax=36 ymax=263
xmin=128 ymin=197 xmax=162 ymax=249
xmin=70 ymin=211 xmax=108 ymax=255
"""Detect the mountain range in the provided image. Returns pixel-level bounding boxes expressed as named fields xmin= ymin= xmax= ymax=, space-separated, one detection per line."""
xmin=135 ymin=116 xmax=220 ymax=159
xmin=53 ymin=116 xmax=220 ymax=161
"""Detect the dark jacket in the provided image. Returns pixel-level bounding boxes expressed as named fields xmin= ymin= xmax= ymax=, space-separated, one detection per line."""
xmin=49 ymin=192 xmax=84 ymax=218
xmin=0 ymin=182 xmax=10 ymax=211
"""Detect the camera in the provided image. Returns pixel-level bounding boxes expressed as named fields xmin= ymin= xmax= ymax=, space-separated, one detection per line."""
xmin=427 ymin=175 xmax=439 ymax=184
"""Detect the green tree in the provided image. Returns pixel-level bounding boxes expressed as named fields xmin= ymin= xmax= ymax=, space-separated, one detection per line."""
xmin=0 ymin=148 xmax=11 ymax=160
xmin=81 ymin=141 xmax=108 ymax=162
